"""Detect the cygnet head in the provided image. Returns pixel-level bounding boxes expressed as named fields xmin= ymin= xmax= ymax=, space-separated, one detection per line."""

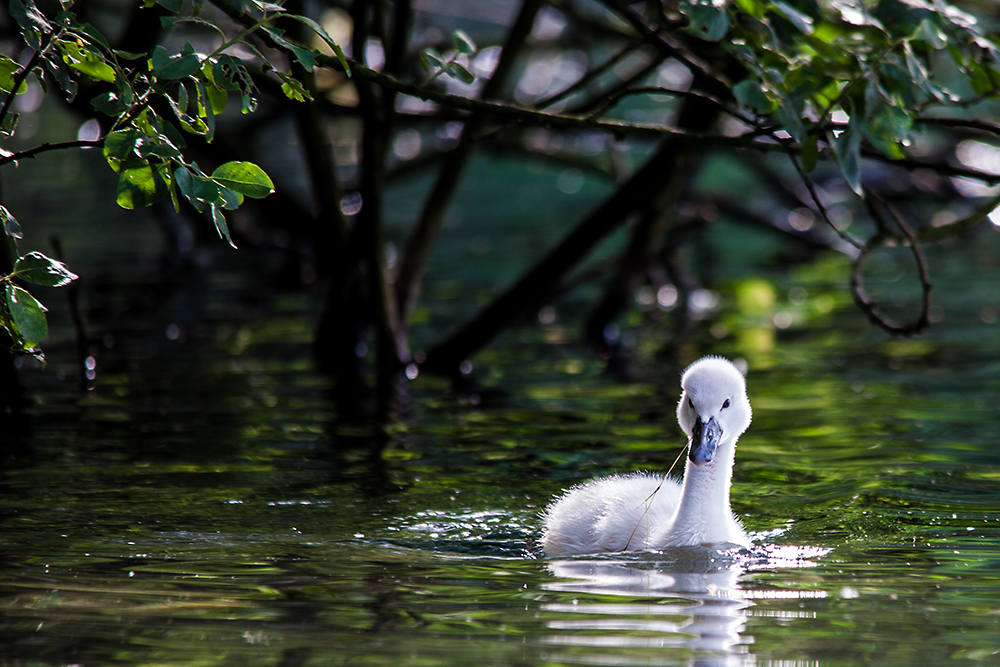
xmin=676 ymin=357 xmax=752 ymax=467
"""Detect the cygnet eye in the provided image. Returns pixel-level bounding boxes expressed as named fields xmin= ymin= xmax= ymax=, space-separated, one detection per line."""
xmin=688 ymin=397 xmax=695 ymax=410
xmin=722 ymin=399 xmax=731 ymax=409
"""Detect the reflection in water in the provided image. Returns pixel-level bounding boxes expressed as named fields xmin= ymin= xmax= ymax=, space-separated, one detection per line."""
xmin=543 ymin=545 xmax=829 ymax=667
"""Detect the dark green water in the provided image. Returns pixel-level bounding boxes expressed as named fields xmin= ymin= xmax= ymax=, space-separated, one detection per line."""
xmin=4 ymin=144 xmax=1000 ymax=664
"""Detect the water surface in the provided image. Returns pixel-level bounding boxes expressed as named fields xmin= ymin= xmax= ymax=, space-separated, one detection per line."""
xmin=3 ymin=150 xmax=1000 ymax=665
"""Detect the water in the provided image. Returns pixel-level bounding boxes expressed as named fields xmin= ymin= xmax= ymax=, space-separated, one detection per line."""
xmin=5 ymin=144 xmax=1000 ymax=664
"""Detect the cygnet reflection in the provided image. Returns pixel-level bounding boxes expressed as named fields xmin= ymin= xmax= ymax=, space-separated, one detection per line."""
xmin=543 ymin=547 xmax=752 ymax=666
xmin=540 ymin=543 xmax=831 ymax=667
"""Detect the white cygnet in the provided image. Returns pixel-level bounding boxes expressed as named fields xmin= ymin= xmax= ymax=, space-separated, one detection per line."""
xmin=541 ymin=356 xmax=752 ymax=556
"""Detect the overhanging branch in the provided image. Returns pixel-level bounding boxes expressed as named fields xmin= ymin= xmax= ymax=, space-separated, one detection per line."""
xmin=0 ymin=139 xmax=104 ymax=167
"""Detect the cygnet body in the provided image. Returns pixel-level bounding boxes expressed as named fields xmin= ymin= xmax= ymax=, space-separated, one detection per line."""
xmin=541 ymin=356 xmax=752 ymax=556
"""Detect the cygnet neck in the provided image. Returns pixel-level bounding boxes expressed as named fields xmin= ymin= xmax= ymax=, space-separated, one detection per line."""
xmin=670 ymin=437 xmax=738 ymax=536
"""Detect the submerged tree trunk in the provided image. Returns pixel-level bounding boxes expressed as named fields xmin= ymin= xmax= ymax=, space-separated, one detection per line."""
xmin=583 ymin=146 xmax=694 ymax=350
xmin=422 ymin=144 xmax=684 ymax=373
xmin=394 ymin=0 xmax=543 ymax=326
xmin=313 ymin=0 xmax=413 ymax=418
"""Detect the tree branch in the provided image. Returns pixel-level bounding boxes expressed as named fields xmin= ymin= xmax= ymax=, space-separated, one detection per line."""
xmin=852 ymin=192 xmax=932 ymax=336
xmin=784 ymin=142 xmax=865 ymax=250
xmin=0 ymin=48 xmax=42 ymax=132
xmin=598 ymin=0 xmax=733 ymax=94
xmin=393 ymin=0 xmax=544 ymax=325
xmin=915 ymin=192 xmax=1000 ymax=242
xmin=313 ymin=56 xmax=1000 ymax=188
xmin=422 ymin=144 xmax=679 ymax=373
xmin=916 ymin=116 xmax=1000 ymax=137
xmin=0 ymin=139 xmax=103 ymax=167
xmin=535 ymin=37 xmax=647 ymax=110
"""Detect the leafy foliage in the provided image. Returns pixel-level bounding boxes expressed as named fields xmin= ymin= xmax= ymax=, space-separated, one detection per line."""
xmin=697 ymin=0 xmax=1000 ymax=194
xmin=2 ymin=0 xmax=999 ymax=386
xmin=420 ymin=30 xmax=479 ymax=85
xmin=663 ymin=0 xmax=1000 ymax=333
xmin=0 ymin=252 xmax=77 ymax=360
xmin=0 ymin=0 xmax=344 ymax=356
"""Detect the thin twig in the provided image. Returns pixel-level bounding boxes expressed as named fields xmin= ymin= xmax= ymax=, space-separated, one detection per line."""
xmin=394 ymin=0 xmax=543 ymax=324
xmin=915 ymin=192 xmax=1000 ymax=243
xmin=314 ymin=57 xmax=1000 ymax=186
xmin=0 ymin=139 xmax=104 ymax=167
xmin=0 ymin=48 xmax=42 ymax=131
xmin=915 ymin=116 xmax=1000 ymax=136
xmin=599 ymin=0 xmax=732 ymax=93
xmin=782 ymin=141 xmax=865 ymax=250
xmin=535 ymin=37 xmax=646 ymax=110
xmin=853 ymin=191 xmax=932 ymax=336
xmin=581 ymin=84 xmax=752 ymax=125
xmin=329 ymin=56 xmax=777 ymax=148
xmin=623 ymin=440 xmax=688 ymax=551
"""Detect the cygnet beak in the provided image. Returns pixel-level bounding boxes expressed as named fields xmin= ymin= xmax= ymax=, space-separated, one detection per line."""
xmin=689 ymin=416 xmax=722 ymax=466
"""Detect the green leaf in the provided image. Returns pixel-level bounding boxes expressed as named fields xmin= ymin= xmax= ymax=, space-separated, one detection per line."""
xmin=103 ymin=129 xmax=142 ymax=173
xmin=58 ymin=39 xmax=116 ymax=83
xmin=166 ymin=80 xmax=209 ymax=136
xmin=263 ymin=25 xmax=318 ymax=71
xmin=734 ymin=0 xmax=765 ymax=18
xmin=10 ymin=0 xmax=53 ymax=41
xmin=771 ymin=1 xmax=813 ymax=35
xmin=79 ymin=22 xmax=114 ymax=51
xmin=801 ymin=132 xmax=818 ymax=173
xmin=211 ymin=161 xmax=274 ymax=199
xmin=252 ymin=0 xmax=286 ymax=11
xmin=279 ymin=74 xmax=311 ymax=102
xmin=446 ymin=62 xmax=475 ymax=85
xmin=212 ymin=55 xmax=244 ymax=91
xmin=6 ymin=283 xmax=47 ymax=349
xmin=776 ymin=95 xmax=805 ymax=143
xmin=13 ymin=251 xmax=78 ymax=287
xmin=167 ymin=169 xmax=181 ymax=213
xmin=681 ymin=0 xmax=730 ymax=42
xmin=134 ymin=108 xmax=187 ymax=150
xmin=146 ymin=143 xmax=184 ymax=160
xmin=968 ymin=61 xmax=998 ymax=96
xmin=862 ymin=103 xmax=911 ymax=159
xmin=831 ymin=0 xmax=885 ymax=30
xmin=939 ymin=3 xmax=977 ymax=31
xmin=0 ymin=205 xmax=23 ymax=240
xmin=452 ymin=30 xmax=477 ymax=55
xmin=211 ymin=55 xmax=256 ymax=113
xmin=174 ymin=165 xmax=226 ymax=212
xmin=0 ymin=56 xmax=29 ymax=94
xmin=904 ymin=41 xmax=930 ymax=89
xmin=913 ymin=18 xmax=946 ymax=49
xmin=92 ymin=91 xmax=126 ymax=116
xmin=833 ymin=117 xmax=863 ymax=195
xmin=284 ymin=14 xmax=351 ymax=76
xmin=43 ymin=53 xmax=77 ymax=101
xmin=0 ymin=112 xmax=19 ymax=138
xmin=174 ymin=166 xmax=201 ymax=211
xmin=150 ymin=44 xmax=200 ymax=80
xmin=116 ymin=159 xmax=170 ymax=209
xmin=134 ymin=133 xmax=183 ymax=160
xmin=218 ymin=185 xmax=242 ymax=210
xmin=420 ymin=47 xmax=445 ymax=73
xmin=113 ymin=49 xmax=147 ymax=61
xmin=201 ymin=62 xmax=229 ymax=114
xmin=194 ymin=81 xmax=217 ymax=141
xmin=733 ymin=79 xmax=776 ymax=114
xmin=210 ymin=203 xmax=237 ymax=248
